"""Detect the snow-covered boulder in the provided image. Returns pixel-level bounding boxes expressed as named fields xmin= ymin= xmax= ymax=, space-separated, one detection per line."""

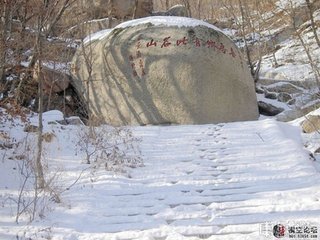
xmin=71 ymin=16 xmax=259 ymax=125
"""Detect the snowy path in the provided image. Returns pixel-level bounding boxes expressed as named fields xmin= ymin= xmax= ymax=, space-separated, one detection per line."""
xmin=1 ymin=119 xmax=320 ymax=240
xmin=39 ymin=120 xmax=320 ymax=240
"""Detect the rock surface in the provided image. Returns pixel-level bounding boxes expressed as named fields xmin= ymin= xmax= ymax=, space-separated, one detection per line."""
xmin=33 ymin=64 xmax=70 ymax=94
xmin=301 ymin=115 xmax=320 ymax=133
xmin=72 ymin=17 xmax=259 ymax=126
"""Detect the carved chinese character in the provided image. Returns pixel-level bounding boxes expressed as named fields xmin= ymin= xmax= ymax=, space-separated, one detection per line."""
xmin=139 ymin=59 xmax=144 ymax=68
xmin=194 ymin=38 xmax=201 ymax=47
xmin=132 ymin=70 xmax=138 ymax=77
xmin=229 ymin=47 xmax=236 ymax=58
xmin=206 ymin=40 xmax=216 ymax=48
xmin=176 ymin=36 xmax=188 ymax=46
xmin=161 ymin=37 xmax=172 ymax=48
xmin=219 ymin=43 xmax=226 ymax=54
xmin=146 ymin=39 xmax=157 ymax=47
xmin=136 ymin=51 xmax=142 ymax=58
xmin=136 ymin=41 xmax=142 ymax=49
xmin=129 ymin=55 xmax=134 ymax=61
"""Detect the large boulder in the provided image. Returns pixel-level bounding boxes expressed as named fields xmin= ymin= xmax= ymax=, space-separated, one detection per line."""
xmin=71 ymin=16 xmax=259 ymax=126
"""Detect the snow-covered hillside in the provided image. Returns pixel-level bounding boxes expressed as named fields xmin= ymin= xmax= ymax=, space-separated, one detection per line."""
xmin=0 ymin=109 xmax=320 ymax=240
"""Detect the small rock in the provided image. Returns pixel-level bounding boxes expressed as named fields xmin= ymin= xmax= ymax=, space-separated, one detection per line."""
xmin=258 ymin=101 xmax=284 ymax=116
xmin=277 ymin=92 xmax=292 ymax=103
xmin=287 ymin=98 xmax=296 ymax=105
xmin=57 ymin=117 xmax=84 ymax=125
xmin=66 ymin=117 xmax=84 ymax=125
xmin=266 ymin=82 xmax=302 ymax=94
xmin=255 ymin=87 xmax=264 ymax=94
xmin=264 ymin=91 xmax=278 ymax=100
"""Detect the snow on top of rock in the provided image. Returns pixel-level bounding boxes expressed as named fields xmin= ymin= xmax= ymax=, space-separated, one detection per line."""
xmin=83 ymin=16 xmax=222 ymax=44
xmin=83 ymin=29 xmax=112 ymax=44
xmin=115 ymin=16 xmax=222 ymax=32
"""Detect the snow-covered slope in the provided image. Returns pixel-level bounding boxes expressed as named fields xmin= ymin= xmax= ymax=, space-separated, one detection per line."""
xmin=1 ymin=112 xmax=319 ymax=240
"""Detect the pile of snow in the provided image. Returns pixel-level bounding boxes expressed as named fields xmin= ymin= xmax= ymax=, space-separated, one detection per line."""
xmin=83 ymin=29 xmax=112 ymax=44
xmin=83 ymin=16 xmax=223 ymax=44
xmin=0 ymin=109 xmax=319 ymax=240
xmin=115 ymin=16 xmax=223 ymax=32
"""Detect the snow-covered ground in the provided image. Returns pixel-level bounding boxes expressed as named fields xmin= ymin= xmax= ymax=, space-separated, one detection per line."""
xmin=0 ymin=110 xmax=319 ymax=240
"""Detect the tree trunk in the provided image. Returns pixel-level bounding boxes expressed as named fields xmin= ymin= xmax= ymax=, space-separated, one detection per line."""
xmin=197 ymin=0 xmax=201 ymax=19
xmin=306 ymin=0 xmax=320 ymax=48
xmin=296 ymin=31 xmax=320 ymax=91
xmin=288 ymin=1 xmax=320 ymax=91
xmin=182 ymin=0 xmax=191 ymax=17
xmin=165 ymin=0 xmax=170 ymax=10
xmin=0 ymin=35 xmax=6 ymax=84
xmin=35 ymin=15 xmax=45 ymax=189
xmin=45 ymin=0 xmax=72 ymax=37
xmin=36 ymin=62 xmax=46 ymax=189
xmin=238 ymin=0 xmax=255 ymax=78
xmin=0 ymin=1 xmax=10 ymax=85
xmin=133 ymin=0 xmax=138 ymax=19
xmin=108 ymin=0 xmax=113 ymax=28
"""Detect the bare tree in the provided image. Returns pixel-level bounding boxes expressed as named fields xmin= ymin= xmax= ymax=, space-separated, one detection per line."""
xmin=197 ymin=0 xmax=201 ymax=19
xmin=0 ymin=0 xmax=18 ymax=84
xmin=133 ymin=0 xmax=139 ymax=19
xmin=305 ymin=0 xmax=320 ymax=48
xmin=258 ymin=0 xmax=279 ymax=68
xmin=108 ymin=0 xmax=114 ymax=28
xmin=45 ymin=0 xmax=76 ymax=37
xmin=0 ymin=3 xmax=7 ymax=84
xmin=34 ymin=3 xmax=47 ymax=189
xmin=181 ymin=0 xmax=191 ymax=17
xmin=221 ymin=0 xmax=256 ymax=80
xmin=238 ymin=0 xmax=255 ymax=78
xmin=166 ymin=0 xmax=170 ymax=10
xmin=24 ymin=0 xmax=76 ymax=188
xmin=280 ymin=0 xmax=320 ymax=91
